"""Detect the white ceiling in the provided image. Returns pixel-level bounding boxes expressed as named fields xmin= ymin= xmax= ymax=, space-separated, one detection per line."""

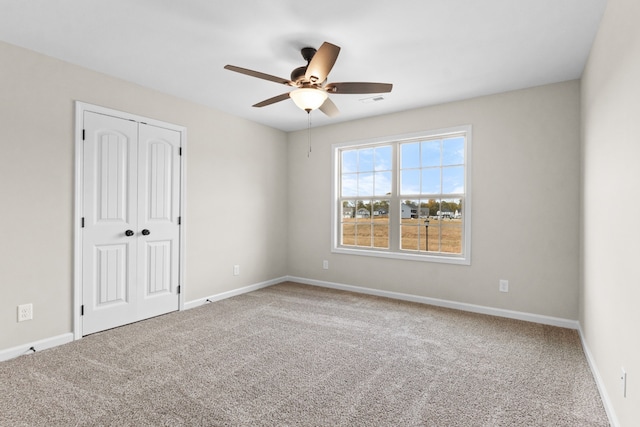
xmin=0 ymin=0 xmax=607 ymax=132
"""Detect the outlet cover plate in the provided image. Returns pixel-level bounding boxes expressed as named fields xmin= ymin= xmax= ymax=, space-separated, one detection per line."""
xmin=18 ymin=303 xmax=33 ymax=322
xmin=499 ymin=280 xmax=509 ymax=293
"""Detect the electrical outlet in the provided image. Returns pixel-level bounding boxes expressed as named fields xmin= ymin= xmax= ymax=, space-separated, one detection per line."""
xmin=233 ymin=265 xmax=240 ymax=276
xmin=621 ymin=367 xmax=627 ymax=398
xmin=18 ymin=303 xmax=33 ymax=322
xmin=499 ymin=280 xmax=509 ymax=293
xmin=323 ymin=260 xmax=329 ymax=270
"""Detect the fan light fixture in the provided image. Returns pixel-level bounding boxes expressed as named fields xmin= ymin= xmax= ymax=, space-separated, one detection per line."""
xmin=290 ymin=88 xmax=328 ymax=112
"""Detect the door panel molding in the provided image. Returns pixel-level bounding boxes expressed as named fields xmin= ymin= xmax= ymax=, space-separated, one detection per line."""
xmin=95 ymin=244 xmax=129 ymax=305
xmin=74 ymin=102 xmax=187 ymax=340
xmin=96 ymin=132 xmax=129 ymax=222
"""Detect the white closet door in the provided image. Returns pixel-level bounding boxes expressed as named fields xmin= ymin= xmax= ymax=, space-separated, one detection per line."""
xmin=136 ymin=123 xmax=181 ymax=320
xmin=82 ymin=112 xmax=180 ymax=335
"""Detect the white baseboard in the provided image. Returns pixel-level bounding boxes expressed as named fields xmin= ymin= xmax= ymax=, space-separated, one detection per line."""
xmin=0 ymin=333 xmax=74 ymax=362
xmin=183 ymin=276 xmax=288 ymax=310
xmin=286 ymin=276 xmax=580 ymax=330
xmin=577 ymin=325 xmax=620 ymax=427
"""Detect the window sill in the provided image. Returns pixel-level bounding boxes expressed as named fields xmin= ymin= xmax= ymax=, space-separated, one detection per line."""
xmin=331 ymin=246 xmax=470 ymax=265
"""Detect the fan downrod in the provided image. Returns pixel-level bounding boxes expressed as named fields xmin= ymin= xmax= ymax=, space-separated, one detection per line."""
xmin=301 ymin=47 xmax=316 ymax=62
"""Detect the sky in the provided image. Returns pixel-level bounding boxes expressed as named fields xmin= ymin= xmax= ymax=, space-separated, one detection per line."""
xmin=341 ymin=136 xmax=465 ymax=200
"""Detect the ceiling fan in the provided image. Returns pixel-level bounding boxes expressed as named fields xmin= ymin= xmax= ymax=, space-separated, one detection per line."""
xmin=224 ymin=42 xmax=393 ymax=117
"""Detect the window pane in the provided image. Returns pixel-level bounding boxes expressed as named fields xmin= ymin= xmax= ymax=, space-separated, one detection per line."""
xmin=421 ymin=168 xmax=440 ymax=194
xmin=356 ymin=201 xmax=371 ymax=222
xmin=342 ymin=150 xmax=358 ymax=173
xmin=441 ymin=225 xmax=462 ymax=254
xmin=342 ymin=222 xmax=356 ymax=246
xmin=341 ymin=173 xmax=357 ymax=197
xmin=374 ymin=171 xmax=392 ymax=196
xmin=356 ymin=223 xmax=372 ymax=247
xmin=342 ymin=200 xmax=355 ymax=219
xmin=400 ymin=219 xmax=421 ymax=251
xmin=400 ymin=224 xmax=417 ymax=250
xmin=425 ymin=222 xmax=437 ymax=252
xmin=421 ymin=140 xmax=440 ymax=167
xmin=422 ymin=198 xmax=439 ymax=217
xmin=442 ymin=166 xmax=464 ymax=194
xmin=358 ymin=173 xmax=374 ymax=196
xmin=419 ymin=225 xmax=429 ymax=251
xmin=439 ymin=198 xmax=461 ymax=218
xmin=341 ymin=200 xmax=357 ymax=246
xmin=374 ymin=146 xmax=392 ymax=171
xmin=418 ymin=200 xmax=430 ymax=218
xmin=401 ymin=199 xmax=418 ymax=250
xmin=358 ymin=148 xmax=374 ymax=172
xmin=433 ymin=198 xmax=463 ymax=253
xmin=442 ymin=137 xmax=464 ymax=165
xmin=400 ymin=169 xmax=420 ymax=195
xmin=373 ymin=224 xmax=388 ymax=248
xmin=372 ymin=199 xmax=389 ymax=248
xmin=401 ymin=143 xmax=420 ymax=169
xmin=401 ymin=200 xmax=419 ymax=219
xmin=372 ymin=200 xmax=390 ymax=217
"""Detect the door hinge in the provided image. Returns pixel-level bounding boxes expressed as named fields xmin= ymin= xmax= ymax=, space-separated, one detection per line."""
xmin=179 ymin=147 xmax=182 ymax=156
xmin=81 ymin=305 xmax=84 ymax=316
xmin=177 ymin=285 xmax=181 ymax=295
xmin=82 ymin=129 xmax=85 ymax=141
xmin=178 ymin=216 xmax=181 ymax=225
xmin=81 ymin=217 xmax=85 ymax=228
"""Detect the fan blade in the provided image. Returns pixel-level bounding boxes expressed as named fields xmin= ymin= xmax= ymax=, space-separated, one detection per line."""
xmin=319 ymin=97 xmax=340 ymax=118
xmin=326 ymin=82 xmax=393 ymax=94
xmin=224 ymin=65 xmax=294 ymax=86
xmin=305 ymin=42 xmax=340 ymax=84
xmin=253 ymin=92 xmax=291 ymax=108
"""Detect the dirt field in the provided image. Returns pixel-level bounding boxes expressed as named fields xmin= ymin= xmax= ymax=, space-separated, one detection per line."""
xmin=341 ymin=217 xmax=462 ymax=253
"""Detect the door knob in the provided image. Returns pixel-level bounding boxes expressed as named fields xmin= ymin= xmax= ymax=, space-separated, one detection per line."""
xmin=125 ymin=230 xmax=134 ymax=236
xmin=141 ymin=229 xmax=150 ymax=236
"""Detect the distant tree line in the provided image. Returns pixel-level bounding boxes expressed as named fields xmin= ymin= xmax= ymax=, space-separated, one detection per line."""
xmin=343 ymin=199 xmax=462 ymax=216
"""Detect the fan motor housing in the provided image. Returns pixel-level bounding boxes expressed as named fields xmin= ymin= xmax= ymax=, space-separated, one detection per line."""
xmin=290 ymin=66 xmax=307 ymax=84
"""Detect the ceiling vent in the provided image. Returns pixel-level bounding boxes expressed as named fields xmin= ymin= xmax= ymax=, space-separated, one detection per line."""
xmin=359 ymin=95 xmax=385 ymax=103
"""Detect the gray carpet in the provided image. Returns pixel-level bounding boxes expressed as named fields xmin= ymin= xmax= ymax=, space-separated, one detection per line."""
xmin=0 ymin=282 xmax=609 ymax=426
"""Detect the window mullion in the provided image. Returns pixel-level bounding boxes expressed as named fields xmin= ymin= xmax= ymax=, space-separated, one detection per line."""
xmin=389 ymin=143 xmax=400 ymax=252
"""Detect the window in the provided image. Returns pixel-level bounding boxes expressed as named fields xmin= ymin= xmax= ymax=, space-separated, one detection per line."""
xmin=332 ymin=126 xmax=471 ymax=265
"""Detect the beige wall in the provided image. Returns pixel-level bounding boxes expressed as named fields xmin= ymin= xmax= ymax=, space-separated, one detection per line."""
xmin=288 ymin=80 xmax=581 ymax=320
xmin=581 ymin=0 xmax=640 ymax=424
xmin=0 ymin=41 xmax=289 ymax=350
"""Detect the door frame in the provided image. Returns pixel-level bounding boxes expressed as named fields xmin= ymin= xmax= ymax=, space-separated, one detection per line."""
xmin=73 ymin=102 xmax=187 ymax=340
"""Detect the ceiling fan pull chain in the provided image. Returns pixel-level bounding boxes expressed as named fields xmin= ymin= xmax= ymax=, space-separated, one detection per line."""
xmin=307 ymin=111 xmax=312 ymax=157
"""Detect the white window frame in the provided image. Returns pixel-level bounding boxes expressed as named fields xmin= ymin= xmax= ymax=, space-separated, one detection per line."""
xmin=331 ymin=125 xmax=472 ymax=265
